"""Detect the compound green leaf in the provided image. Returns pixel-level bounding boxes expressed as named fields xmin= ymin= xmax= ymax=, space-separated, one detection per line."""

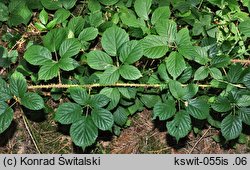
xmin=86 ymin=50 xmax=113 ymax=70
xmin=0 ymin=106 xmax=14 ymax=134
xmin=141 ymin=35 xmax=168 ymax=59
xmin=9 ymin=72 xmax=27 ymax=98
xmin=166 ymin=52 xmax=186 ymax=80
xmin=78 ymin=27 xmax=98 ymax=42
xmin=166 ymin=110 xmax=191 ymax=142
xmin=99 ymin=66 xmax=120 ymax=85
xmin=21 ymin=92 xmax=44 ymax=110
xmin=69 ymin=88 xmax=89 ymax=106
xmin=212 ymin=97 xmax=232 ymax=112
xmin=151 ymin=6 xmax=170 ymax=25
xmin=70 ymin=116 xmax=98 ymax=147
xmin=59 ymin=38 xmax=81 ymax=58
xmin=55 ymin=102 xmax=82 ymax=124
xmin=221 ymin=114 xmax=242 ymax=141
xmin=24 ymin=45 xmax=52 ymax=66
xmin=134 ymin=0 xmax=152 ymax=20
xmin=92 ymin=108 xmax=114 ymax=131
xmin=119 ymin=65 xmax=142 ymax=80
xmin=101 ymin=26 xmax=129 ymax=56
xmin=186 ymin=98 xmax=209 ymax=120
xmin=118 ymin=40 xmax=143 ymax=64
xmin=38 ymin=62 xmax=60 ymax=81
xmin=153 ymin=100 xmax=176 ymax=120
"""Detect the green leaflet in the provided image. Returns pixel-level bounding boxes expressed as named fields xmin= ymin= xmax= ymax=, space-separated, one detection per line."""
xmin=55 ymin=102 xmax=83 ymax=124
xmin=54 ymin=8 xmax=70 ymax=24
xmin=238 ymin=108 xmax=250 ymax=125
xmin=209 ymin=67 xmax=223 ymax=80
xmin=212 ymin=97 xmax=232 ymax=112
xmin=221 ymin=114 xmax=242 ymax=141
xmin=38 ymin=62 xmax=60 ymax=81
xmin=166 ymin=52 xmax=186 ymax=80
xmin=155 ymin=19 xmax=177 ymax=43
xmin=21 ymin=92 xmax=44 ymax=110
xmin=151 ymin=6 xmax=170 ymax=25
xmin=69 ymin=88 xmax=89 ymax=106
xmin=166 ymin=110 xmax=191 ymax=142
xmin=141 ymin=35 xmax=168 ymax=59
xmin=0 ymin=78 xmax=12 ymax=101
xmin=70 ymin=117 xmax=98 ymax=147
xmin=153 ymin=100 xmax=176 ymax=120
xmin=0 ymin=106 xmax=14 ymax=134
xmin=58 ymin=57 xmax=79 ymax=71
xmin=186 ymin=98 xmax=209 ymax=120
xmin=10 ymin=72 xmax=27 ymax=98
xmin=119 ymin=65 xmax=142 ymax=80
xmin=99 ymin=66 xmax=120 ymax=85
xmin=78 ymin=27 xmax=99 ymax=42
xmin=39 ymin=8 xmax=48 ymax=25
xmin=113 ymin=107 xmax=129 ymax=126
xmin=59 ymin=38 xmax=81 ymax=58
xmin=118 ymin=40 xmax=143 ymax=64
xmin=91 ymin=108 xmax=114 ymax=131
xmin=100 ymin=88 xmax=120 ymax=110
xmin=0 ymin=2 xmax=9 ymax=22
xmin=194 ymin=66 xmax=209 ymax=80
xmin=99 ymin=0 xmax=119 ymax=5
xmin=134 ymin=0 xmax=152 ymax=20
xmin=101 ymin=26 xmax=129 ymax=56
xmin=239 ymin=19 xmax=250 ymax=37
xmin=24 ymin=45 xmax=52 ymax=66
xmin=89 ymin=94 xmax=110 ymax=108
xmin=67 ymin=16 xmax=85 ymax=36
xmin=243 ymin=73 xmax=250 ymax=89
xmin=43 ymin=28 xmax=68 ymax=52
xmin=86 ymin=50 xmax=113 ymax=70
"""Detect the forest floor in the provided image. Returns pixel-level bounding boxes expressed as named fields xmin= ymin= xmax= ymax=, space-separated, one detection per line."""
xmin=1 ymin=107 xmax=250 ymax=154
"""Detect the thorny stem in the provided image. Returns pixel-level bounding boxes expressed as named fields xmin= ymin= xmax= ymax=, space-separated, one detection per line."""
xmin=27 ymin=82 xmax=245 ymax=90
xmin=231 ymin=59 xmax=250 ymax=64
